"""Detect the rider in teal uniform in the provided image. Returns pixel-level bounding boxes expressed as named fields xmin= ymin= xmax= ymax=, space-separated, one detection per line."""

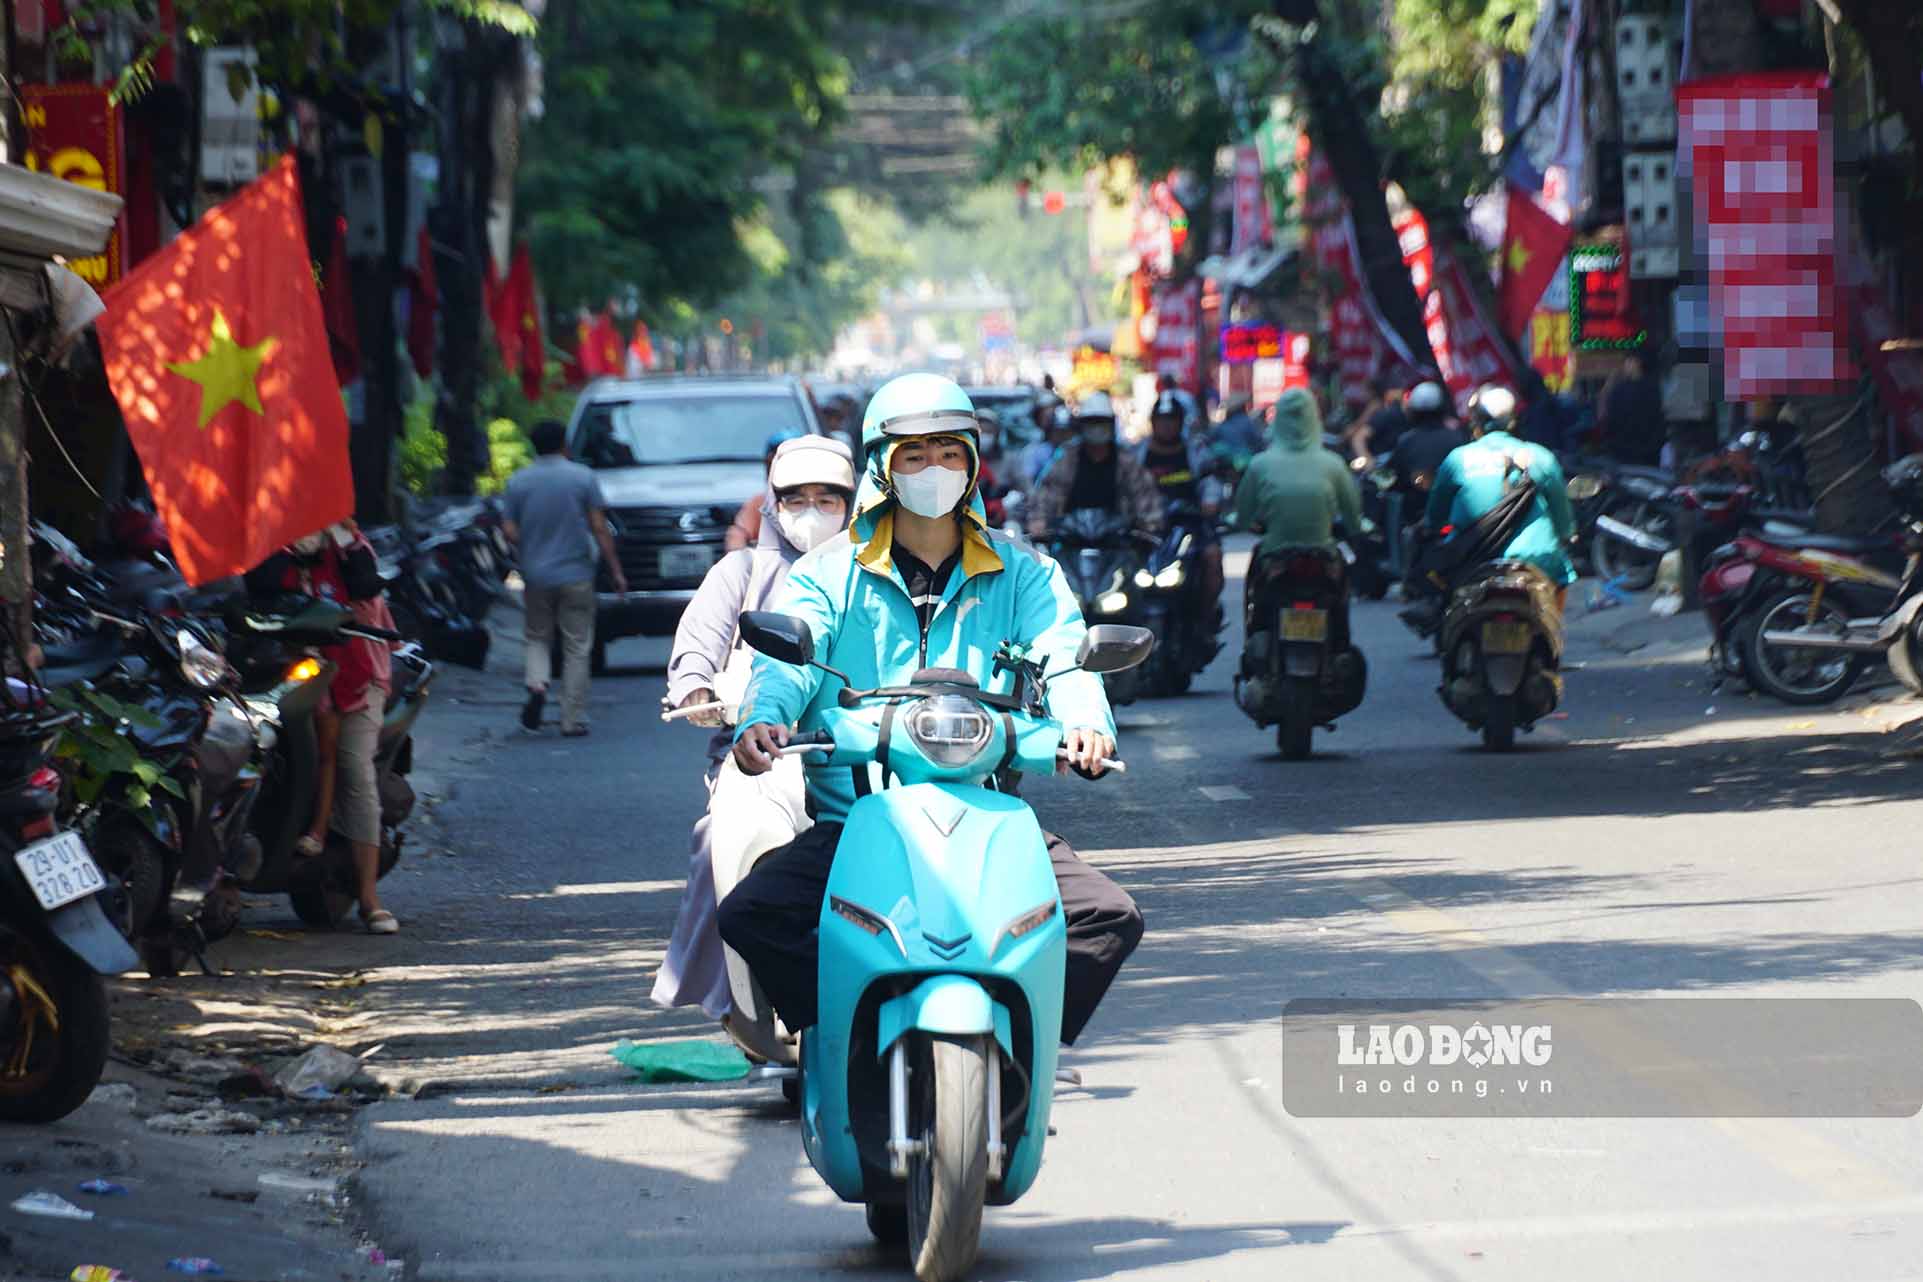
xmin=1424 ymin=385 xmax=1578 ymax=599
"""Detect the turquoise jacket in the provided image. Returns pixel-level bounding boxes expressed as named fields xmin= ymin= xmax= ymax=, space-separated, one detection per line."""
xmin=734 ymin=501 xmax=1115 ymax=824
xmin=1424 ymin=430 xmax=1578 ymax=586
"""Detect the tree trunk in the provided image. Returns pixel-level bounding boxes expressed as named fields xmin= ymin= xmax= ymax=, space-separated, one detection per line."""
xmin=0 ymin=6 xmax=31 ymax=675
xmin=1263 ymin=0 xmax=1436 ymax=373
xmin=1829 ymin=1 xmax=1923 ymax=186
xmin=433 ymin=19 xmax=514 ymax=497
xmin=1798 ymin=386 xmax=1892 ymax=534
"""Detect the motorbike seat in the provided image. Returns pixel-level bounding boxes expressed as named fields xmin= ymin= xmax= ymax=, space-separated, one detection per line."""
xmin=1758 ymin=530 xmax=1884 ymax=555
xmin=37 ymin=630 xmax=122 ymax=687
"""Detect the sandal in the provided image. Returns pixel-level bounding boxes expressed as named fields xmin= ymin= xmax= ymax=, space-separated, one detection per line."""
xmin=362 ymin=909 xmax=399 ymax=935
xmin=294 ymin=834 xmax=325 ymax=858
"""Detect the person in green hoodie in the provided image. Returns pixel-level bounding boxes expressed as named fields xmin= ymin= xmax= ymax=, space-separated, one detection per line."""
xmin=1231 ymin=386 xmax=1365 ymax=553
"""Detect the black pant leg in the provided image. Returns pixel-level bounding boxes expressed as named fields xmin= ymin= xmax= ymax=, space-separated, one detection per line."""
xmin=715 ymin=822 xmax=843 ymax=1032
xmin=1045 ymin=831 xmax=1144 ymax=1045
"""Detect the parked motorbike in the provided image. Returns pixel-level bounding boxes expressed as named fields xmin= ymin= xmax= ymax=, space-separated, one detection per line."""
xmin=0 ymin=673 xmax=139 ymax=1122
xmin=1235 ymin=546 xmax=1368 ymax=759
xmin=1736 ymin=455 xmax=1923 ymax=700
xmin=734 ymin=610 xmax=1151 ymax=1282
xmin=1048 ymin=508 xmax=1152 ymax=707
xmin=225 ymin=598 xmax=432 ymax=927
xmin=1437 ymin=561 xmax=1564 ymax=751
xmin=1132 ymin=503 xmax=1223 ymax=696
xmin=1700 ymin=526 xmax=1905 ymax=704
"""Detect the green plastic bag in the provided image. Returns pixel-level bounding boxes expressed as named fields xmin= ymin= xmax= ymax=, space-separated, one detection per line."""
xmin=609 ymin=1038 xmax=751 ymax=1083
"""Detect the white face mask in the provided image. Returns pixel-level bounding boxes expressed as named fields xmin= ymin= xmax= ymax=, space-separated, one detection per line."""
xmin=776 ymin=506 xmax=842 ymax=553
xmin=892 ymin=464 xmax=970 ymax=518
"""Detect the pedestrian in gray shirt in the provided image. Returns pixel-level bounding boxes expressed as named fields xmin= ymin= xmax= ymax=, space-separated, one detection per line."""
xmin=502 ymin=420 xmax=627 ymax=736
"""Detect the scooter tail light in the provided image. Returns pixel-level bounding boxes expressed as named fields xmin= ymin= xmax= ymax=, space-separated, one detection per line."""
xmin=27 ymin=766 xmax=59 ymax=793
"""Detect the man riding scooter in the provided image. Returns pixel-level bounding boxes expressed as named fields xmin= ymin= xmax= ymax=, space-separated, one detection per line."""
xmin=718 ymin=372 xmax=1144 ymax=1052
xmin=1139 ymin=391 xmax=1225 ymax=627
xmin=1025 ymin=392 xmax=1165 ymax=544
xmin=653 ymin=436 xmax=857 ymax=1039
xmin=1424 ymin=384 xmax=1578 ymax=612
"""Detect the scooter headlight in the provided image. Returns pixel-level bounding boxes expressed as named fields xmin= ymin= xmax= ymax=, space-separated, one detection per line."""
xmin=1095 ymin=590 xmax=1130 ymax=614
xmin=1134 ymin=568 xmax=1155 ymax=589
xmin=1566 ymin=474 xmax=1604 ymax=501
xmin=1153 ymin=563 xmax=1185 ymax=589
xmin=905 ymin=695 xmax=994 ymax=767
xmin=175 ymin=629 xmax=231 ymax=689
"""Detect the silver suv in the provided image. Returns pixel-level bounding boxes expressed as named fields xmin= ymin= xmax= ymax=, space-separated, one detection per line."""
xmin=564 ymin=375 xmax=820 ymax=669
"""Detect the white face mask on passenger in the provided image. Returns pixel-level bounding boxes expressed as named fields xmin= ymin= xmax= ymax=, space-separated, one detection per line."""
xmin=892 ymin=465 xmax=970 ymax=518
xmin=776 ymin=507 xmax=842 ymax=552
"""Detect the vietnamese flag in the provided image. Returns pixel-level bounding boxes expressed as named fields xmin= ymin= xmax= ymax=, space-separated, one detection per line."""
xmin=1499 ymin=183 xmax=1571 ymax=342
xmin=95 ymin=155 xmax=353 ymax=586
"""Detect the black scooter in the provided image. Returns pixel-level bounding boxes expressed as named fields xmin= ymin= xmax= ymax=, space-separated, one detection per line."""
xmin=1437 ymin=561 xmax=1564 ymax=750
xmin=0 ymin=673 xmax=138 ymax=1122
xmin=226 ymin=599 xmax=432 ymax=927
xmin=1050 ymin=508 xmax=1154 ymax=708
xmin=1235 ymin=546 xmax=1368 ymax=759
xmin=1135 ymin=503 xmax=1223 ymax=696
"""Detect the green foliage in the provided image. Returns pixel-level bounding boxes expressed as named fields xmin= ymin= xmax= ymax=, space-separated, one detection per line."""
xmin=520 ymin=0 xmax=875 ymax=317
xmin=481 ymin=419 xmax=534 ymax=495
xmin=1390 ymin=0 xmax=1539 ymax=88
xmin=46 ymin=686 xmax=183 ymax=829
xmin=398 ymin=389 xmax=448 ymax=497
xmin=59 ymin=0 xmax=533 ymax=105
xmin=967 ymin=4 xmax=1277 ymax=185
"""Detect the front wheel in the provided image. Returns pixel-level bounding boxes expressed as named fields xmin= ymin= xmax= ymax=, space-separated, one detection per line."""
xmin=0 ymin=932 xmax=111 ymax=1123
xmin=906 ymin=1035 xmax=990 ymax=1282
xmin=288 ymin=859 xmax=354 ymax=928
xmin=1741 ymin=591 xmax=1865 ymax=705
xmin=1482 ymin=692 xmax=1517 ymax=752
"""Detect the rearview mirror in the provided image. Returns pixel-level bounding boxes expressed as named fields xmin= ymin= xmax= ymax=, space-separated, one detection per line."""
xmin=739 ymin=611 xmax=814 ymax=667
xmin=1077 ymin=624 xmax=1155 ymax=675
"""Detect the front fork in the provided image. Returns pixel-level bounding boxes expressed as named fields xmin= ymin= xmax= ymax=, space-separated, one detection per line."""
xmin=885 ymin=1036 xmax=1009 ymax=1183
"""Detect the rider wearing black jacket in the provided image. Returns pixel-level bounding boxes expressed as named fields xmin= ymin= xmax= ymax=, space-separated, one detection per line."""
xmin=1391 ymin=381 xmax=1463 ymax=496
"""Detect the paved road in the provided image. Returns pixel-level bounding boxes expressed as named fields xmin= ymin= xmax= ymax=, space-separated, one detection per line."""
xmin=348 ymin=542 xmax=1923 ymax=1281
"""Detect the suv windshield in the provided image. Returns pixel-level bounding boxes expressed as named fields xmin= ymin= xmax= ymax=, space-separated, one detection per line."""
xmin=574 ymin=394 xmax=807 ymax=468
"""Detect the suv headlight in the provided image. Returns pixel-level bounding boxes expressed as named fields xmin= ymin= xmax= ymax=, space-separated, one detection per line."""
xmin=905 ymin=694 xmax=993 ymax=767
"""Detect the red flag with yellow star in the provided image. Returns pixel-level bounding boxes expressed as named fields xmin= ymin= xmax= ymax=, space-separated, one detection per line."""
xmin=1498 ymin=183 xmax=1571 ymax=344
xmin=96 ymin=155 xmax=353 ymax=585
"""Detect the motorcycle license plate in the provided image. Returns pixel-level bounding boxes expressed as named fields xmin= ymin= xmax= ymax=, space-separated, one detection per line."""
xmin=1482 ymin=620 xmax=1532 ymax=654
xmin=1281 ymin=608 xmax=1328 ymax=642
xmin=13 ymin=831 xmax=106 ymax=912
xmin=658 ymin=545 xmax=714 ymax=580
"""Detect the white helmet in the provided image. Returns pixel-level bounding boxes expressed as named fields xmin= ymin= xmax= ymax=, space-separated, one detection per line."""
xmin=1471 ymin=384 xmax=1518 ymax=427
xmin=1074 ymin=391 xmax=1117 ymax=423
xmin=768 ymin=434 xmax=855 ymax=497
xmin=1407 ymin=381 xmax=1447 ymax=415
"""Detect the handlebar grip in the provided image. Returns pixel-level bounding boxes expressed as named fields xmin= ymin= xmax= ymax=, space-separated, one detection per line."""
xmin=342 ymin=624 xmax=403 ymax=642
xmin=1055 ymin=750 xmax=1127 ymax=774
xmin=775 ymin=742 xmax=832 ymax=756
xmin=789 ymin=728 xmax=836 ymax=747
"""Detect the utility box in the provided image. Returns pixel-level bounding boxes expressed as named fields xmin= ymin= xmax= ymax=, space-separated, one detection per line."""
xmin=1616 ymin=13 xmax=1680 ymax=146
xmin=339 ymin=155 xmax=385 ymax=259
xmin=200 ymin=47 xmax=260 ymax=187
xmin=1624 ymin=149 xmax=1679 ymax=278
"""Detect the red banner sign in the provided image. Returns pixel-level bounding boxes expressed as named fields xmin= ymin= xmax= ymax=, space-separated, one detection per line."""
xmin=1678 ymin=71 xmax=1849 ymax=398
xmin=22 ymin=85 xmax=124 ymax=288
xmin=1230 ymin=144 xmax=1272 ymax=254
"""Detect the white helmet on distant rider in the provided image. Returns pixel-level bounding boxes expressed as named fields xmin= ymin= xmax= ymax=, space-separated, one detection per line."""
xmin=1469 ymin=384 xmax=1517 ymax=435
xmin=1407 ymin=380 xmax=1447 ymax=419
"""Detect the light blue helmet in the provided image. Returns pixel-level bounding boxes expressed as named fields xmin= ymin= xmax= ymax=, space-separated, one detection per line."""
xmin=860 ymin=372 xmax=980 ymax=457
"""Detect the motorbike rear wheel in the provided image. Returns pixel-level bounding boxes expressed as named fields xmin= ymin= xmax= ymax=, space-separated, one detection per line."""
xmin=91 ymin=815 xmax=166 ymax=938
xmin=1275 ymin=677 xmax=1317 ymax=761
xmin=905 ymin=1034 xmax=990 ymax=1282
xmin=0 ymin=931 xmax=111 ymax=1123
xmin=288 ymin=858 xmax=354 ymax=928
xmin=1482 ymin=693 xmax=1517 ymax=752
xmin=1741 ymin=590 xmax=1865 ymax=706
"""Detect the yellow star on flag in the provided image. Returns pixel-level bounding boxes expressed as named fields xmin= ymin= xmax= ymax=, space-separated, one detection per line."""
xmin=167 ymin=310 xmax=278 ymax=428
xmin=1506 ymin=240 xmax=1532 ymax=276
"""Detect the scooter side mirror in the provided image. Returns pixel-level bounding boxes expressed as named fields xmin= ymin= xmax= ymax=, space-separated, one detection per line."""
xmin=1077 ymin=624 xmax=1155 ymax=675
xmin=739 ymin=611 xmax=815 ymax=667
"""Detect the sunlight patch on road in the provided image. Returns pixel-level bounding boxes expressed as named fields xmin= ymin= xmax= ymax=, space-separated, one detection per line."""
xmin=506 ymin=880 xmax=687 ymax=899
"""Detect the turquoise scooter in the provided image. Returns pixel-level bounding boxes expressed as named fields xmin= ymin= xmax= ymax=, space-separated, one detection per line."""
xmin=737 ymin=611 xmax=1152 ymax=1282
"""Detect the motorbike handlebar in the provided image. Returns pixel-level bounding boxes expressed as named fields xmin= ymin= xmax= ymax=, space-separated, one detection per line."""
xmin=1056 ymin=749 xmax=1126 ymax=774
xmin=340 ymin=624 xmax=403 ymax=642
